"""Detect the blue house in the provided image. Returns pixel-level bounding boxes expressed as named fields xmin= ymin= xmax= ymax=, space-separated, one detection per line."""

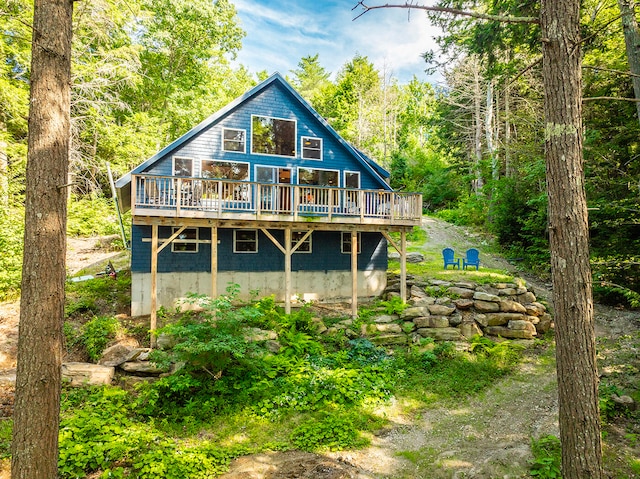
xmin=116 ymin=73 xmax=421 ymax=334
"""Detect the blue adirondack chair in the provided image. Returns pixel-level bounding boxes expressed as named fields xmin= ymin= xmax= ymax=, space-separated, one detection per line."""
xmin=463 ymin=248 xmax=480 ymax=270
xmin=442 ymin=247 xmax=460 ymax=269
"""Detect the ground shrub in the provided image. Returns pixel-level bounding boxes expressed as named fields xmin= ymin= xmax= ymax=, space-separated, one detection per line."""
xmin=529 ymin=435 xmax=562 ymax=478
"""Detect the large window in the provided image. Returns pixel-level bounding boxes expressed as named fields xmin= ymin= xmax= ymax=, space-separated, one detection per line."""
xmin=222 ymin=128 xmax=246 ymax=153
xmin=173 ymin=157 xmax=194 ymax=177
xmin=344 ymin=171 xmax=360 ymax=188
xmin=255 ymin=166 xmax=291 ymax=184
xmin=234 ymin=229 xmax=258 ymax=253
xmin=201 ymin=160 xmax=249 ymax=180
xmin=252 ymin=115 xmax=296 ymax=157
xmin=298 ymin=167 xmax=339 ymax=187
xmin=301 ymin=136 xmax=322 ymax=160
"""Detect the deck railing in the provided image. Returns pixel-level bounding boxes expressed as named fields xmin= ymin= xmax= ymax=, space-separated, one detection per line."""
xmin=131 ymin=174 xmax=422 ymax=225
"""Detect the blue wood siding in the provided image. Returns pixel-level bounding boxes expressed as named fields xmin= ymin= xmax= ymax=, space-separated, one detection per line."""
xmin=140 ymin=83 xmax=384 ymax=190
xmin=131 ymin=225 xmax=387 ymax=273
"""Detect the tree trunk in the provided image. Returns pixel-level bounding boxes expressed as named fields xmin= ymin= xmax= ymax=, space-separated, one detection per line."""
xmin=11 ymin=0 xmax=73 ymax=477
xmin=0 ymin=121 xmax=7 ymax=205
xmin=473 ymin=66 xmax=484 ymax=193
xmin=541 ymin=1 xmax=603 ymax=478
xmin=618 ymin=0 xmax=640 ymax=123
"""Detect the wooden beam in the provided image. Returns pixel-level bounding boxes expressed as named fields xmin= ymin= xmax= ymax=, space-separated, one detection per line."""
xmin=211 ymin=226 xmax=217 ymax=299
xmin=351 ymin=230 xmax=358 ymax=319
xmin=150 ymin=224 xmax=158 ymax=348
xmin=284 ymin=228 xmax=292 ymax=314
xmin=400 ymin=230 xmax=407 ymax=304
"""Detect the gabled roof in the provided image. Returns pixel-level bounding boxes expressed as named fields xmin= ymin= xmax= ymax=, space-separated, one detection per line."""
xmin=115 ymin=73 xmax=391 ymax=207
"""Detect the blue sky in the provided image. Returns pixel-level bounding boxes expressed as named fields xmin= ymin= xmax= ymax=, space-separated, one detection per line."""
xmin=232 ymin=0 xmax=442 ymax=84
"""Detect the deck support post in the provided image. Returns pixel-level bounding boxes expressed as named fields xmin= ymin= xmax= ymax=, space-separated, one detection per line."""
xmin=284 ymin=228 xmax=292 ymax=314
xmin=150 ymin=223 xmax=158 ymax=348
xmin=351 ymin=230 xmax=358 ymax=319
xmin=211 ymin=227 xmax=217 ymax=299
xmin=400 ymin=230 xmax=407 ymax=304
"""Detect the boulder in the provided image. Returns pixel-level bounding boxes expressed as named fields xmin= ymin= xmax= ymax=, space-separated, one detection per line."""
xmin=370 ymin=334 xmax=408 ymax=346
xmin=428 ymin=304 xmax=456 ymax=316
xmin=499 ymin=300 xmax=527 ymax=314
xmin=120 ymin=360 xmax=170 ymax=375
xmin=473 ymin=292 xmax=501 ymax=302
xmin=447 ymin=287 xmax=475 ymax=299
xmin=454 ymin=281 xmax=477 ymax=290
xmin=414 ymin=316 xmax=450 ymax=328
xmin=410 ymin=285 xmax=430 ymax=300
xmin=406 ymin=252 xmax=425 ymax=263
xmin=401 ymin=306 xmax=430 ymax=319
xmin=484 ymin=326 xmax=536 ymax=339
xmin=459 ymin=322 xmax=483 ymax=339
xmin=416 ymin=327 xmax=463 ymax=341
xmin=453 ymin=298 xmax=475 ymax=310
xmin=448 ymin=314 xmax=463 ymax=327
xmin=99 ymin=343 xmax=143 ymax=367
xmin=474 ymin=300 xmax=501 ymax=313
xmin=62 ymin=362 xmax=114 ymax=386
xmin=535 ymin=313 xmax=554 ymax=334
xmin=375 ymin=323 xmax=403 ymax=334
xmin=517 ymin=292 xmax=537 ymax=304
xmin=525 ymin=302 xmax=547 ymax=316
xmin=374 ymin=314 xmax=399 ymax=324
xmin=475 ymin=312 xmax=525 ymax=327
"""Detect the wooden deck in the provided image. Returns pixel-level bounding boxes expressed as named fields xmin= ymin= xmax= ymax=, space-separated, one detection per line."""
xmin=131 ymin=174 xmax=422 ymax=227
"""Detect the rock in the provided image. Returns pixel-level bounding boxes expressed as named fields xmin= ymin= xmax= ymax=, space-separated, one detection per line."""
xmin=525 ymin=302 xmax=547 ymax=316
xmin=119 ymin=360 xmax=170 ymax=375
xmin=485 ymin=326 xmax=536 ymax=339
xmin=447 ymin=287 xmax=475 ymax=299
xmin=406 ymin=252 xmax=425 ymax=263
xmin=375 ymin=323 xmax=403 ymax=334
xmin=265 ymin=340 xmax=282 ymax=353
xmin=499 ymin=300 xmax=527 ymax=314
xmin=448 ymin=314 xmax=463 ymax=327
xmin=454 ymin=281 xmax=477 ymax=290
xmin=429 ymin=280 xmax=453 ymax=287
xmin=244 ymin=328 xmax=278 ymax=342
xmin=508 ymin=320 xmax=537 ymax=334
xmin=517 ymin=292 xmax=537 ymax=304
xmin=417 ymin=327 xmax=463 ymax=341
xmin=412 ymin=297 xmax=436 ymax=306
xmin=373 ymin=314 xmax=399 ymax=323
xmin=401 ymin=306 xmax=430 ymax=319
xmin=459 ymin=322 xmax=483 ymax=338
xmin=497 ymin=288 xmax=518 ymax=296
xmin=414 ymin=316 xmax=450 ymax=328
xmin=474 ymin=300 xmax=501 ymax=313
xmin=612 ymin=395 xmax=636 ymax=411
xmin=62 ymin=362 xmax=114 ymax=386
xmin=99 ymin=343 xmax=141 ymax=367
xmin=473 ymin=292 xmax=501 ymax=302
xmin=369 ymin=334 xmax=408 ymax=346
xmin=475 ymin=312 xmax=525 ymax=327
xmin=389 ymin=252 xmax=400 ymax=261
xmin=410 ymin=285 xmax=429 ymax=300
xmin=536 ymin=313 xmax=554 ymax=334
xmin=428 ymin=304 xmax=456 ymax=316
xmin=453 ymin=298 xmax=475 ymax=310
xmin=312 ymin=318 xmax=327 ymax=334
xmin=435 ymin=297 xmax=453 ymax=305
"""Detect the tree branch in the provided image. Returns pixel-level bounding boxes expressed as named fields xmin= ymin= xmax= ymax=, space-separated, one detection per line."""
xmin=583 ymin=96 xmax=640 ymax=102
xmin=353 ymin=1 xmax=538 ymax=24
xmin=583 ymin=64 xmax=640 ymax=78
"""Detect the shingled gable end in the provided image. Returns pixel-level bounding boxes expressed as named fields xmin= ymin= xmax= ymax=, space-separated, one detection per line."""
xmin=116 ymin=72 xmax=422 ymax=331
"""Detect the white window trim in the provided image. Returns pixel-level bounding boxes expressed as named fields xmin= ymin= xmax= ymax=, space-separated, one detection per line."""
xmin=255 ymin=165 xmax=293 ymax=184
xmin=173 ymin=156 xmax=195 ymax=177
xmin=293 ymin=231 xmax=312 ymax=254
xmin=200 ymin=159 xmax=250 ymax=181
xmin=221 ymin=127 xmax=246 ymax=154
xmin=233 ymin=229 xmax=258 ymax=253
xmin=301 ymin=136 xmax=323 ymax=161
xmin=341 ymin=232 xmax=362 ymax=254
xmin=344 ymin=170 xmax=361 ymax=188
xmin=250 ymin=114 xmax=297 ymax=158
xmin=171 ymin=227 xmax=199 ymax=253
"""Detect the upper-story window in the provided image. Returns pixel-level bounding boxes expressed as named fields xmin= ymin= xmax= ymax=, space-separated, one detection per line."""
xmin=252 ymin=115 xmax=296 ymax=157
xmin=222 ymin=128 xmax=246 ymax=153
xmin=201 ymin=160 xmax=249 ymax=180
xmin=344 ymin=171 xmax=360 ymax=188
xmin=173 ymin=157 xmax=194 ymax=177
xmin=301 ymin=136 xmax=322 ymax=160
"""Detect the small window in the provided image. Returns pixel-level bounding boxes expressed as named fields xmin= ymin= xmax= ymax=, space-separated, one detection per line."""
xmin=234 ymin=229 xmax=258 ymax=253
xmin=172 ymin=227 xmax=198 ymax=253
xmin=222 ymin=128 xmax=246 ymax=153
xmin=293 ymin=231 xmax=311 ymax=253
xmin=344 ymin=171 xmax=360 ymax=189
xmin=301 ymin=136 xmax=322 ymax=160
xmin=173 ymin=157 xmax=194 ymax=177
xmin=341 ymin=232 xmax=361 ymax=254
xmin=252 ymin=115 xmax=296 ymax=157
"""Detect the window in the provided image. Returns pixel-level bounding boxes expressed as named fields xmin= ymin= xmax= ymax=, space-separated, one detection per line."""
xmin=341 ymin=232 xmax=362 ymax=254
xmin=252 ymin=115 xmax=296 ymax=157
xmin=172 ymin=227 xmax=198 ymax=253
xmin=201 ymin=160 xmax=249 ymax=180
xmin=255 ymin=166 xmax=291 ymax=184
xmin=298 ymin=167 xmax=339 ymax=187
xmin=301 ymin=136 xmax=322 ymax=160
xmin=222 ymin=128 xmax=246 ymax=153
xmin=234 ymin=229 xmax=258 ymax=253
xmin=293 ymin=231 xmax=311 ymax=253
xmin=173 ymin=157 xmax=194 ymax=177
xmin=344 ymin=171 xmax=360 ymax=189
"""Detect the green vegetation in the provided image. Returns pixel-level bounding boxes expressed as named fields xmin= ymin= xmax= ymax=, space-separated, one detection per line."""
xmin=529 ymin=435 xmax=562 ymax=478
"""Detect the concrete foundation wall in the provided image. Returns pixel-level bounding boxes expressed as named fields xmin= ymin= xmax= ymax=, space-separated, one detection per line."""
xmin=131 ymin=270 xmax=387 ymax=316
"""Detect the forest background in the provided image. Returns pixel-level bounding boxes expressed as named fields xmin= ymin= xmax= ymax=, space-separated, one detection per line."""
xmin=0 ymin=0 xmax=638 ymax=308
